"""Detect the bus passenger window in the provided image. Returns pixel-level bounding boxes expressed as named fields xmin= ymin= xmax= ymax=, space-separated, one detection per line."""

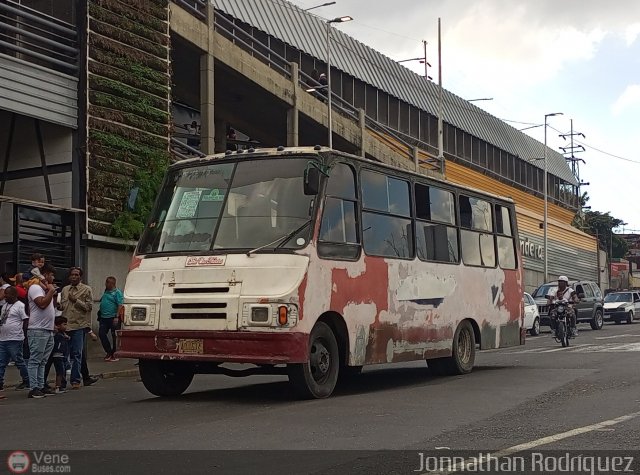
xmin=497 ymin=236 xmax=516 ymax=269
xmin=459 ymin=196 xmax=493 ymax=232
xmin=361 ymin=170 xmax=410 ymax=217
xmin=495 ymin=205 xmax=512 ymax=236
xmin=495 ymin=205 xmax=516 ymax=269
xmin=320 ymin=198 xmax=357 ymax=244
xmin=415 ymin=184 xmax=458 ymax=263
xmin=461 ymin=230 xmax=496 ymax=267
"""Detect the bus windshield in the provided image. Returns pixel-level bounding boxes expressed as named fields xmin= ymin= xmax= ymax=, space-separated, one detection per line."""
xmin=137 ymin=158 xmax=315 ymax=255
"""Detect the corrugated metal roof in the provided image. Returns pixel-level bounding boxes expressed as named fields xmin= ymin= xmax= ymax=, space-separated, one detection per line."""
xmin=212 ymin=0 xmax=578 ymax=186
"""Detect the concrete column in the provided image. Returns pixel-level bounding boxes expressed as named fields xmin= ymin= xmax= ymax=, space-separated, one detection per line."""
xmin=287 ymin=62 xmax=299 ymax=147
xmin=198 ymin=1 xmax=217 ymax=155
xmin=358 ymin=109 xmax=366 ymax=157
xmin=199 ymin=53 xmax=215 ymax=154
xmin=214 ymin=118 xmax=227 ymax=152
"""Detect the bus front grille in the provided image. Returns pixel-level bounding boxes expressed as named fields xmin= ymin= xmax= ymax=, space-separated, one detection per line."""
xmin=173 ymin=287 xmax=230 ymax=294
xmin=170 ymin=312 xmax=227 ymax=319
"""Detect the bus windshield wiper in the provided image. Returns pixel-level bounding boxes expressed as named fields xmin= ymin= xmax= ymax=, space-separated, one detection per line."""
xmin=246 ymin=219 xmax=312 ymax=257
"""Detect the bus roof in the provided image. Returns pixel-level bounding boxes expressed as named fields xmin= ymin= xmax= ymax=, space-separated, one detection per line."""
xmin=171 ymin=146 xmax=515 ymax=204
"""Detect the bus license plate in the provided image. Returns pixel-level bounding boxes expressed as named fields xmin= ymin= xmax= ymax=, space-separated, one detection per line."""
xmin=178 ymin=339 xmax=203 ymax=354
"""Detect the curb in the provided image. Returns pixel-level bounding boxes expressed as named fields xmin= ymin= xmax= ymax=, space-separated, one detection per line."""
xmin=3 ymin=367 xmax=139 ymax=390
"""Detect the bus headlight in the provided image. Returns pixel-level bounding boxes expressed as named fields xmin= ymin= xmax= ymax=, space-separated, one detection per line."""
xmin=125 ymin=304 xmax=155 ymax=325
xmin=131 ymin=307 xmax=147 ymax=321
xmin=251 ymin=306 xmax=270 ymax=324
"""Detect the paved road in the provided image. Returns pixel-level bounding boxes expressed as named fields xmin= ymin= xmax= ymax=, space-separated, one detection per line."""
xmin=2 ymin=322 xmax=639 ymax=474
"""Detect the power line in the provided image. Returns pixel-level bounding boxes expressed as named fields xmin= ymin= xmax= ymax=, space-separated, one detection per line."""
xmin=547 ymin=125 xmax=639 ymax=165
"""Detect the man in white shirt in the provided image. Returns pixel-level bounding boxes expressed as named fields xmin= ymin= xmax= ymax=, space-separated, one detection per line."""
xmin=27 ymin=264 xmax=57 ymax=399
xmin=0 ymin=286 xmax=30 ymax=392
xmin=548 ymin=275 xmax=579 ymax=337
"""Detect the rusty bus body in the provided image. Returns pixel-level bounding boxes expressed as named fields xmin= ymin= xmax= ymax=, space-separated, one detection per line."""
xmin=118 ymin=147 xmax=524 ymax=398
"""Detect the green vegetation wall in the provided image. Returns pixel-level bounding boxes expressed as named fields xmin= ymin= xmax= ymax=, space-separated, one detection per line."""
xmin=86 ymin=0 xmax=170 ymax=240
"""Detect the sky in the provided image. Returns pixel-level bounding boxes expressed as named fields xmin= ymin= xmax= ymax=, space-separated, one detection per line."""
xmin=294 ymin=0 xmax=640 ymax=233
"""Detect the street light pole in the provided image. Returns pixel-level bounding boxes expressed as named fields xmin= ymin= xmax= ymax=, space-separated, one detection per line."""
xmin=326 ymin=16 xmax=352 ymax=149
xmin=304 ymin=1 xmax=336 ymax=11
xmin=543 ymin=112 xmax=563 ymax=283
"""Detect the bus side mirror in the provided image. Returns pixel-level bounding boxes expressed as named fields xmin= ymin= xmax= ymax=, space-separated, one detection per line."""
xmin=304 ymin=167 xmax=320 ymax=195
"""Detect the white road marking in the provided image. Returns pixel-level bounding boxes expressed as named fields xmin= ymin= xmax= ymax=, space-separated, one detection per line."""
xmin=426 ymin=410 xmax=640 ymax=474
xmin=595 ymin=334 xmax=639 ymax=340
xmin=504 ymin=342 xmax=640 ymax=354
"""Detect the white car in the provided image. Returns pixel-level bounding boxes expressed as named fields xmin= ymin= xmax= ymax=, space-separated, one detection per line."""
xmin=603 ymin=291 xmax=640 ymax=324
xmin=524 ymin=292 xmax=541 ymax=336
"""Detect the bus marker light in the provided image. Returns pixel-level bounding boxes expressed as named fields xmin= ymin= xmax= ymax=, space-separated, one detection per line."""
xmin=278 ymin=306 xmax=288 ymax=326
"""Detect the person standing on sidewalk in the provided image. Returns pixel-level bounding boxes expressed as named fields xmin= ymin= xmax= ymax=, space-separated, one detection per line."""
xmin=98 ymin=276 xmax=123 ymax=362
xmin=59 ymin=267 xmax=93 ymax=390
xmin=27 ymin=264 xmax=57 ymax=399
xmin=0 ymin=287 xmax=30 ymax=392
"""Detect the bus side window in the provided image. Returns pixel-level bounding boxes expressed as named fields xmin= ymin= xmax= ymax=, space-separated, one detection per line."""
xmin=318 ymin=163 xmax=360 ymax=260
xmin=495 ymin=205 xmax=516 ymax=270
xmin=459 ymin=195 xmax=495 ymax=267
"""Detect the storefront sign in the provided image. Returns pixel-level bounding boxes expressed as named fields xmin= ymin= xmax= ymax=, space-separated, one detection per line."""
xmin=520 ymin=239 xmax=544 ymax=260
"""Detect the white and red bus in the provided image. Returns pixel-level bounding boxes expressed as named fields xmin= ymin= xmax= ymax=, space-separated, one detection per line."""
xmin=117 ymin=147 xmax=524 ymax=398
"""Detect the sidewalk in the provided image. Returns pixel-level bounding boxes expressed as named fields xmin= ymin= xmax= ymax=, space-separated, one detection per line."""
xmin=2 ymin=355 xmax=139 ymax=389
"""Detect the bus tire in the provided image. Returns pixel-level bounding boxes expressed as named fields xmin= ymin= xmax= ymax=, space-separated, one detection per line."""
xmin=287 ymin=322 xmax=339 ymax=399
xmin=427 ymin=320 xmax=476 ymax=376
xmin=139 ymin=359 xmax=194 ymax=397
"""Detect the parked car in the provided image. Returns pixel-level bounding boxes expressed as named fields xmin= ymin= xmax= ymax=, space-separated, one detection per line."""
xmin=532 ymin=280 xmax=604 ymax=330
xmin=523 ymin=292 xmax=541 ymax=336
xmin=603 ymin=291 xmax=640 ymax=324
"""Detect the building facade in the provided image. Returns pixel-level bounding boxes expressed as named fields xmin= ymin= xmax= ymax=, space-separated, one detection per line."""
xmin=0 ymin=0 xmax=600 ymax=297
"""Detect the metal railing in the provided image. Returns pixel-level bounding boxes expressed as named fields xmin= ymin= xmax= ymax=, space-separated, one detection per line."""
xmin=170 ymin=136 xmax=206 ymax=162
xmin=0 ymin=0 xmax=78 ymax=74
xmin=211 ymin=10 xmax=443 ymax=172
xmin=174 ymin=0 xmax=207 ymax=20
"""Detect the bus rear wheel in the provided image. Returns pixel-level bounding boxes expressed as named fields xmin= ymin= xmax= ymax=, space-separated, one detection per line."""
xmin=139 ymin=359 xmax=194 ymax=397
xmin=427 ymin=320 xmax=476 ymax=376
xmin=288 ymin=322 xmax=339 ymax=399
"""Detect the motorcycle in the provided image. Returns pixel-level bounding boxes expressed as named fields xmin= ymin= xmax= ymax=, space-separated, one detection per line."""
xmin=549 ymin=299 xmax=574 ymax=347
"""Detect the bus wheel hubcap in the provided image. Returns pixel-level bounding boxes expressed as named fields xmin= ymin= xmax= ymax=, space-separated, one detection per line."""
xmin=311 ymin=340 xmax=331 ymax=379
xmin=458 ymin=330 xmax=471 ymax=363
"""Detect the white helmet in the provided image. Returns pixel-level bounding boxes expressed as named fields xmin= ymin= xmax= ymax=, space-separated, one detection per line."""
xmin=558 ymin=275 xmax=569 ymax=283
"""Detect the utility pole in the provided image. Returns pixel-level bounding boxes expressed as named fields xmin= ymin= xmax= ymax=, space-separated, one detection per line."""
xmin=437 ymin=18 xmax=444 ymax=174
xmin=559 ymin=119 xmax=586 ymax=179
xmin=423 ymin=40 xmax=428 ymax=79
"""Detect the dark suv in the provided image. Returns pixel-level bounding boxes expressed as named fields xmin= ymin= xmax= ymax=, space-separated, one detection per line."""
xmin=532 ymin=280 xmax=604 ymax=330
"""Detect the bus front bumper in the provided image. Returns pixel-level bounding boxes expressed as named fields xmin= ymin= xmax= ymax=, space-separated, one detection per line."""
xmin=116 ymin=330 xmax=309 ymax=364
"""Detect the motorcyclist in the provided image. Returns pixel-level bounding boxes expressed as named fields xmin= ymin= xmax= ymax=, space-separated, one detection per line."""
xmin=548 ymin=275 xmax=579 ymax=337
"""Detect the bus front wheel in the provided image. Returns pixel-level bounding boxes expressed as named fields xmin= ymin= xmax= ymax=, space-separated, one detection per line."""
xmin=288 ymin=322 xmax=339 ymax=399
xmin=427 ymin=320 xmax=476 ymax=376
xmin=139 ymin=359 xmax=194 ymax=397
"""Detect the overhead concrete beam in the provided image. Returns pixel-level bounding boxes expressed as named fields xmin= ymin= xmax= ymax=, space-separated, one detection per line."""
xmin=171 ymin=12 xmax=443 ymax=178
xmin=169 ymin=3 xmax=209 ymax=51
